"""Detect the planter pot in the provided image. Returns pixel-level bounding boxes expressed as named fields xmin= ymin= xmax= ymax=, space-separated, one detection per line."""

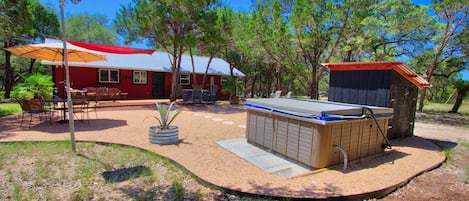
xmin=149 ymin=125 xmax=178 ymax=145
xmin=229 ymin=96 xmax=240 ymax=104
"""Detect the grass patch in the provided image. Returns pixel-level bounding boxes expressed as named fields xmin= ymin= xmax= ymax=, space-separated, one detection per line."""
xmin=462 ymin=142 xmax=469 ymax=148
xmin=0 ymin=102 xmax=21 ymax=117
xmin=0 ymin=141 xmax=250 ymax=200
xmin=423 ymin=102 xmax=469 ymax=115
xmin=172 ymin=178 xmax=184 ymax=199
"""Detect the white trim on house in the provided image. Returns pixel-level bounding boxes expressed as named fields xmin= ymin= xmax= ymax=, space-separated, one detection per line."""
xmin=98 ymin=69 xmax=119 ymax=83
xmin=132 ymin=70 xmax=147 ymax=84
xmin=41 ymin=39 xmax=245 ymax=77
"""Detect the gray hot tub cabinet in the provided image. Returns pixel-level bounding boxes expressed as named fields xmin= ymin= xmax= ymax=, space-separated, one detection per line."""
xmin=245 ymin=98 xmax=393 ymax=169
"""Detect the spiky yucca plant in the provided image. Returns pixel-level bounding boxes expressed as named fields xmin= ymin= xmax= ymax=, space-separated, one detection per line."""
xmin=147 ymin=101 xmax=181 ymax=129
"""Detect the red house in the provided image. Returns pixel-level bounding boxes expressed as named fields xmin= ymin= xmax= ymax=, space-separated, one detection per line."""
xmin=41 ymin=39 xmax=245 ymax=99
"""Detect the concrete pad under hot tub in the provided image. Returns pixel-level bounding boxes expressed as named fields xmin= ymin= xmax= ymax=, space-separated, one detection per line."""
xmin=217 ymin=138 xmax=311 ymax=178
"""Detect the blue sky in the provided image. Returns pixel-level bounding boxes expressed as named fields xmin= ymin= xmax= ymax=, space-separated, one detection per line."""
xmin=39 ymin=0 xmax=468 ymax=80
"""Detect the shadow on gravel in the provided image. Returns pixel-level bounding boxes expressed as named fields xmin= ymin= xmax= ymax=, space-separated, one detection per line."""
xmin=102 ymin=165 xmax=152 ymax=183
xmin=427 ymin=139 xmax=458 ymax=151
xmin=31 ymin=118 xmax=128 ymax=133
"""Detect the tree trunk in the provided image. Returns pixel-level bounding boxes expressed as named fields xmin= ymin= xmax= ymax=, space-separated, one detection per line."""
xmin=309 ymin=60 xmax=319 ymax=100
xmin=344 ymin=49 xmax=352 ymax=62
xmin=169 ymin=47 xmax=183 ymax=102
xmin=4 ymin=47 xmax=13 ymax=98
xmin=250 ymin=74 xmax=257 ymax=98
xmin=417 ymin=87 xmax=427 ymax=112
xmin=417 ymin=14 xmax=460 ymax=112
xmin=449 ymin=85 xmax=469 ymax=113
xmin=276 ymin=65 xmax=282 ymax=92
xmin=28 ymin=58 xmax=36 ymax=73
xmin=170 ymin=64 xmax=179 ymax=102
xmin=201 ymin=55 xmax=214 ymax=87
xmin=189 ymin=48 xmax=198 ymax=85
xmin=266 ymin=67 xmax=273 ymax=96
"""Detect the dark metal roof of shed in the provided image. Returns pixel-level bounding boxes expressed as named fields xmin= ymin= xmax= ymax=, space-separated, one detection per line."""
xmin=322 ymin=61 xmax=431 ymax=89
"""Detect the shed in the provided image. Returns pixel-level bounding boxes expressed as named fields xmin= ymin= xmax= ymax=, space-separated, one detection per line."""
xmin=322 ymin=61 xmax=430 ymax=139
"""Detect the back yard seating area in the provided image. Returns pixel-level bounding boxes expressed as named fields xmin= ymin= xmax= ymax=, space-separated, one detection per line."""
xmin=15 ymin=98 xmax=53 ymax=127
xmin=80 ymin=87 xmax=128 ymax=101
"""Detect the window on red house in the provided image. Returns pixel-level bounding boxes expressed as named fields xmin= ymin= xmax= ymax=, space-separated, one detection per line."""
xmin=133 ymin=71 xmax=147 ymax=84
xmin=98 ymin=69 xmax=119 ymax=83
xmin=179 ymin=74 xmax=190 ymax=86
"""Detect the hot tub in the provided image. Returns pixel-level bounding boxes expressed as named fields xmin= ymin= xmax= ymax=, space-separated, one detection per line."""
xmin=245 ymin=98 xmax=393 ymax=169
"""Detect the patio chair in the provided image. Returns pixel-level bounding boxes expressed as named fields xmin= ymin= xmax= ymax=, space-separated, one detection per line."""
xmin=107 ymin=87 xmax=121 ymax=101
xmin=192 ymin=85 xmax=203 ymax=103
xmin=84 ymin=87 xmax=97 ymax=101
xmin=273 ymin=90 xmax=282 ymax=98
xmin=68 ymin=99 xmax=91 ymax=123
xmin=182 ymin=89 xmax=192 ymax=103
xmin=71 ymin=89 xmax=87 ymax=99
xmin=176 ymin=85 xmax=184 ymax=98
xmin=16 ymin=98 xmax=52 ymax=127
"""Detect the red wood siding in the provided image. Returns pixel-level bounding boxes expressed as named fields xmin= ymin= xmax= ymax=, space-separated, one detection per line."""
xmin=179 ymin=74 xmax=229 ymax=98
xmin=53 ymin=66 xmax=228 ymax=99
xmin=54 ymin=66 xmax=152 ymax=99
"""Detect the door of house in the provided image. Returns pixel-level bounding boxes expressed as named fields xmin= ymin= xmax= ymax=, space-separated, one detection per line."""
xmin=152 ymin=72 xmax=165 ymax=98
xmin=209 ymin=76 xmax=216 ymax=99
xmin=210 ymin=76 xmax=215 ymax=91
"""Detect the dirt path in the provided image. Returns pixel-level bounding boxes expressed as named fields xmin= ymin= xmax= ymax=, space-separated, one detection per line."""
xmin=414 ymin=122 xmax=469 ymax=142
xmin=382 ymin=114 xmax=469 ymax=200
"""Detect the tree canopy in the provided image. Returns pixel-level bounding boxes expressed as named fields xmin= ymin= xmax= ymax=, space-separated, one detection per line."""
xmin=2 ymin=0 xmax=468 ymax=112
xmin=114 ymin=0 xmax=220 ymax=101
xmin=66 ymin=14 xmax=117 ymax=45
xmin=1 ymin=0 xmax=59 ymax=98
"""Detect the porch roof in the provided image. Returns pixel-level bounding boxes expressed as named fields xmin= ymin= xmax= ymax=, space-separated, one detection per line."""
xmin=41 ymin=39 xmax=245 ymax=77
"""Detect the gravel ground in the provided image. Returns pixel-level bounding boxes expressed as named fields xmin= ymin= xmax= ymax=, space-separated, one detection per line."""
xmin=0 ymin=102 xmax=460 ymax=200
xmin=381 ymin=113 xmax=469 ymax=201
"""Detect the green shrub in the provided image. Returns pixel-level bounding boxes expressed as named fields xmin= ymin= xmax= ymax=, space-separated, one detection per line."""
xmin=10 ymin=73 xmax=55 ymax=99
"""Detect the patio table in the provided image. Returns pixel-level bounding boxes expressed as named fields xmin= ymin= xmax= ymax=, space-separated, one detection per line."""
xmin=43 ymin=98 xmax=89 ymax=123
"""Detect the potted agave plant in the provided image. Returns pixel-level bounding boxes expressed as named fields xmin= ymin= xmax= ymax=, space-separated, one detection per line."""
xmin=146 ymin=101 xmax=181 ymax=145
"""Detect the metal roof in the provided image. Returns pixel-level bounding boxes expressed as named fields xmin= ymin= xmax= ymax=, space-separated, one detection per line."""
xmin=322 ymin=61 xmax=430 ymax=88
xmin=41 ymin=39 xmax=245 ymax=77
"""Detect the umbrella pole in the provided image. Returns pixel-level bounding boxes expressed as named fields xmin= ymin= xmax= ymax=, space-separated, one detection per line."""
xmin=61 ymin=0 xmax=76 ymax=153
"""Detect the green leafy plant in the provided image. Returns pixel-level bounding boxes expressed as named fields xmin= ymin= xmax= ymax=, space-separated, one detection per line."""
xmin=221 ymin=76 xmax=242 ymax=96
xmin=146 ymin=102 xmax=181 ymax=129
xmin=10 ymin=73 xmax=55 ymax=99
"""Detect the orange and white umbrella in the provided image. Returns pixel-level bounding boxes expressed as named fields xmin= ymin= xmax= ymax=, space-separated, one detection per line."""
xmin=4 ymin=41 xmax=106 ymax=63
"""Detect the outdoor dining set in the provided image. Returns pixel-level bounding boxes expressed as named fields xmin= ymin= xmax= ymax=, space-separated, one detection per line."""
xmin=16 ymin=95 xmax=95 ymax=127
